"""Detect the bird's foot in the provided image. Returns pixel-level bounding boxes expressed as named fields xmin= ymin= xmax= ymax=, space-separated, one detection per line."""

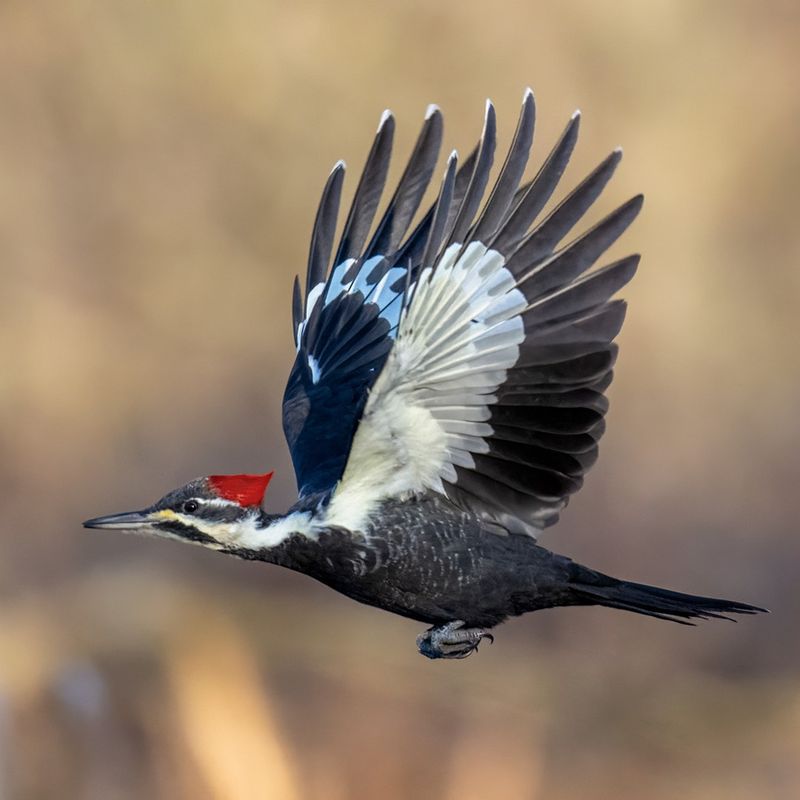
xmin=416 ymin=620 xmax=494 ymax=660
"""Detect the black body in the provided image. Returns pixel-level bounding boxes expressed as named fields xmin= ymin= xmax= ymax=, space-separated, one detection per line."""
xmin=228 ymin=492 xmax=761 ymax=628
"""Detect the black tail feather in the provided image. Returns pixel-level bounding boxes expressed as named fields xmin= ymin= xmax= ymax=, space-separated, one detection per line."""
xmin=569 ymin=567 xmax=767 ymax=625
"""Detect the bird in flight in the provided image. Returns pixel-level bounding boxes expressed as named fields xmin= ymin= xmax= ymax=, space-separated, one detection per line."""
xmin=85 ymin=90 xmax=764 ymax=659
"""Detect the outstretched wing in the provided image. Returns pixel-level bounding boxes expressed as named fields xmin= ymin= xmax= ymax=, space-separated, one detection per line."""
xmin=283 ymin=106 xmax=446 ymax=497
xmin=323 ymin=91 xmax=642 ymax=535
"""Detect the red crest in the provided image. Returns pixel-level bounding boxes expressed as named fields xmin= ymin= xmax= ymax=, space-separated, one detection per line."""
xmin=207 ymin=472 xmax=274 ymax=507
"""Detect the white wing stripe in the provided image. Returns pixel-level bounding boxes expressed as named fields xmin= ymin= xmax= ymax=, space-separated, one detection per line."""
xmin=436 ymin=418 xmax=494 ymax=437
xmin=297 ymin=257 xmax=411 ymax=351
xmin=418 ymin=371 xmax=510 ymax=392
xmin=416 ymin=391 xmax=497 ymax=407
xmin=431 ymin=406 xmax=492 ymax=422
xmin=324 ymin=258 xmax=357 ymax=303
xmin=445 ymin=432 xmax=491 ymax=453
xmin=447 ymin=447 xmax=477 ymax=469
xmin=421 ymin=333 xmax=522 ymax=374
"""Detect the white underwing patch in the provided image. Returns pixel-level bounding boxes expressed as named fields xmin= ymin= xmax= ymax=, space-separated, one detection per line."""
xmin=328 ymin=242 xmax=526 ymax=532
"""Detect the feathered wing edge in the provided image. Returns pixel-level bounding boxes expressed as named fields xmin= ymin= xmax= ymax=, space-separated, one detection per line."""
xmin=291 ymin=91 xmax=641 ymax=535
xmin=324 ymin=91 xmax=642 ymax=535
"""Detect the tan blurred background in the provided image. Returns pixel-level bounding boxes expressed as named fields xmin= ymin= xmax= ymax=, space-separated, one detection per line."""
xmin=1 ymin=1 xmax=799 ymax=798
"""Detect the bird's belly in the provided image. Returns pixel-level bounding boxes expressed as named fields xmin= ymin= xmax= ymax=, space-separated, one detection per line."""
xmin=321 ymin=557 xmax=510 ymax=627
xmin=291 ymin=527 xmax=522 ymax=627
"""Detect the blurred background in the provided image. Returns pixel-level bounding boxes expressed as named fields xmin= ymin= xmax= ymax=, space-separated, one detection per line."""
xmin=1 ymin=1 xmax=799 ymax=798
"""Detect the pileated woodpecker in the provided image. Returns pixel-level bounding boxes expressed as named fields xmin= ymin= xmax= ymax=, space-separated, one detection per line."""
xmin=85 ymin=91 xmax=764 ymax=659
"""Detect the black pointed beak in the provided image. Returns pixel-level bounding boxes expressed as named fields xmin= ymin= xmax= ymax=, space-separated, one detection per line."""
xmin=83 ymin=510 xmax=155 ymax=530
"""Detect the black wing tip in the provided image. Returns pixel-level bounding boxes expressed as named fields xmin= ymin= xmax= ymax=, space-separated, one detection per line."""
xmin=579 ymin=253 xmax=640 ymax=290
xmin=377 ymin=108 xmax=395 ymax=132
xmin=291 ymin=274 xmax=303 ymax=333
xmin=563 ymin=110 xmax=581 ymax=139
xmin=425 ymin=103 xmax=442 ymax=121
xmin=521 ymin=87 xmax=535 ymax=110
xmin=598 ymin=195 xmax=644 ymax=238
xmin=422 ymin=104 xmax=445 ymax=146
xmin=484 ymin=98 xmax=497 ymax=128
xmin=422 ymin=105 xmax=445 ymax=139
xmin=519 ymin=89 xmax=535 ymax=134
xmin=306 ymin=161 xmax=347 ymax=294
xmin=480 ymin=99 xmax=497 ymax=149
xmin=616 ymin=252 xmax=641 ymax=276
xmin=605 ymin=148 xmax=624 ymax=169
xmin=610 ymin=298 xmax=628 ymax=332
xmin=321 ymin=159 xmax=346 ymax=198
xmin=563 ymin=110 xmax=581 ymax=143
xmin=614 ymin=254 xmax=640 ymax=289
xmin=624 ymin=193 xmax=645 ymax=214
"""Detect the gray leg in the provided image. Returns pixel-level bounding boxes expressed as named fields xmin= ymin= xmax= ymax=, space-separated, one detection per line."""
xmin=416 ymin=620 xmax=494 ymax=660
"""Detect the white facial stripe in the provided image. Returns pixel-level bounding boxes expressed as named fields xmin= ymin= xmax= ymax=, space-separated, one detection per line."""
xmin=235 ymin=512 xmax=314 ymax=550
xmin=197 ymin=497 xmax=240 ymax=509
xmin=168 ymin=509 xmax=264 ymax=548
xmin=151 ymin=507 xmax=249 ymax=543
xmin=151 ymin=507 xmax=317 ymax=553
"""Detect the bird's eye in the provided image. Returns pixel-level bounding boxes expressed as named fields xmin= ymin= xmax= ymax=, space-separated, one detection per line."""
xmin=183 ymin=500 xmax=199 ymax=514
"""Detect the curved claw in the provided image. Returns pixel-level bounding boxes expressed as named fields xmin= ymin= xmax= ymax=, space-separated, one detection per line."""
xmin=416 ymin=621 xmax=495 ymax=660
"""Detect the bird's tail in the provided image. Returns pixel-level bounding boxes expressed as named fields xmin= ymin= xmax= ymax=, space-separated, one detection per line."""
xmin=567 ymin=564 xmax=766 ymax=624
